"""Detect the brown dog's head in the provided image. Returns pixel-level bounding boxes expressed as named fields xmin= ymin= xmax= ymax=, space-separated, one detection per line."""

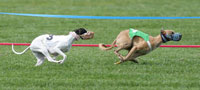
xmin=161 ymin=30 xmax=182 ymax=43
xmin=74 ymin=28 xmax=94 ymax=40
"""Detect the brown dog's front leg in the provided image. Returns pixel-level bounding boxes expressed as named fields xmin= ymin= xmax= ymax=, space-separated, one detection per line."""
xmin=123 ymin=47 xmax=137 ymax=61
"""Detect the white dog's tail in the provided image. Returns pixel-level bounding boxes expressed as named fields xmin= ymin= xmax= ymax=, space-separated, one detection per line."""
xmin=12 ymin=44 xmax=30 ymax=55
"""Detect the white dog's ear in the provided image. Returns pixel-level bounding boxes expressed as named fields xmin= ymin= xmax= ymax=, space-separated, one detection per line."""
xmin=74 ymin=28 xmax=87 ymax=35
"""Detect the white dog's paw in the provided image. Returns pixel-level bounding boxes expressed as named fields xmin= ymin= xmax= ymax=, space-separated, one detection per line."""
xmin=58 ymin=60 xmax=64 ymax=64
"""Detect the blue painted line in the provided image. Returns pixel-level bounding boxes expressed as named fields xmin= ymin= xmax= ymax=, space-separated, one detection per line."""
xmin=0 ymin=12 xmax=200 ymax=20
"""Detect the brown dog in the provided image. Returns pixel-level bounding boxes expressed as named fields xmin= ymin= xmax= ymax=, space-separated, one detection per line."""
xmin=99 ymin=28 xmax=182 ymax=64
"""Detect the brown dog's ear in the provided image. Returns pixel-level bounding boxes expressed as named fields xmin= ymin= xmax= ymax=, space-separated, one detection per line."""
xmin=161 ymin=30 xmax=166 ymax=35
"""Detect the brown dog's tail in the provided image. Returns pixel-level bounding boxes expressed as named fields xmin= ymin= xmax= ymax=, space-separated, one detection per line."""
xmin=99 ymin=39 xmax=116 ymax=51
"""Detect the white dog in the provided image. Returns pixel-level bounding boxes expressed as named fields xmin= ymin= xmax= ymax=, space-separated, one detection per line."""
xmin=12 ymin=28 xmax=94 ymax=66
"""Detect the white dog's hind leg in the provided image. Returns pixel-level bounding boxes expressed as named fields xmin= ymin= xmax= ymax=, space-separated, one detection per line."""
xmin=54 ymin=48 xmax=67 ymax=64
xmin=53 ymin=56 xmax=57 ymax=60
xmin=52 ymin=53 xmax=58 ymax=60
xmin=40 ymin=49 xmax=60 ymax=63
xmin=32 ymin=52 xmax=45 ymax=66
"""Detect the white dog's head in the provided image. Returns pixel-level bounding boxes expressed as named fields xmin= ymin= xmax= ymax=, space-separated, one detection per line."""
xmin=74 ymin=28 xmax=94 ymax=40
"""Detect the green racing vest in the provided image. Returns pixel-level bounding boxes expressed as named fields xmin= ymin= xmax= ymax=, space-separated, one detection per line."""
xmin=129 ymin=28 xmax=149 ymax=41
xmin=129 ymin=28 xmax=152 ymax=51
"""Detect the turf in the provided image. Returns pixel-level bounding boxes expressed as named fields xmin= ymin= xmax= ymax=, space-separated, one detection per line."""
xmin=0 ymin=0 xmax=200 ymax=90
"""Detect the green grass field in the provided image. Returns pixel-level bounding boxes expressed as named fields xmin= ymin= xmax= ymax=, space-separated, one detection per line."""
xmin=0 ymin=0 xmax=200 ymax=90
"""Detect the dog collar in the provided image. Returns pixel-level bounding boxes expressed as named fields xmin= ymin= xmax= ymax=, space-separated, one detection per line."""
xmin=69 ymin=32 xmax=80 ymax=41
xmin=161 ymin=33 xmax=170 ymax=43
xmin=147 ymin=41 xmax=152 ymax=51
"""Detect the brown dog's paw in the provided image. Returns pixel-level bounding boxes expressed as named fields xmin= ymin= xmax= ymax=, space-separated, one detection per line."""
xmin=114 ymin=61 xmax=122 ymax=64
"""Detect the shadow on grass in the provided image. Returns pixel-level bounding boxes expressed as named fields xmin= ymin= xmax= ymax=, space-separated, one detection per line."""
xmin=116 ymin=60 xmax=165 ymax=66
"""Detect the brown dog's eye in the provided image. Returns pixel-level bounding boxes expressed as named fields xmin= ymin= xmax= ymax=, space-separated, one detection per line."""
xmin=172 ymin=32 xmax=174 ymax=34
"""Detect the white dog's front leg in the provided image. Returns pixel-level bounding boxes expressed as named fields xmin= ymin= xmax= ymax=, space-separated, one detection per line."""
xmin=54 ymin=48 xmax=67 ymax=64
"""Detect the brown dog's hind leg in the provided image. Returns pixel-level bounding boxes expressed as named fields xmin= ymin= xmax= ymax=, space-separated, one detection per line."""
xmin=114 ymin=47 xmax=126 ymax=64
xmin=114 ymin=47 xmax=124 ymax=60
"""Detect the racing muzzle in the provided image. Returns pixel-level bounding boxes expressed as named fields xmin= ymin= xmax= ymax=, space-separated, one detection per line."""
xmin=171 ymin=33 xmax=182 ymax=41
xmin=161 ymin=33 xmax=182 ymax=43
